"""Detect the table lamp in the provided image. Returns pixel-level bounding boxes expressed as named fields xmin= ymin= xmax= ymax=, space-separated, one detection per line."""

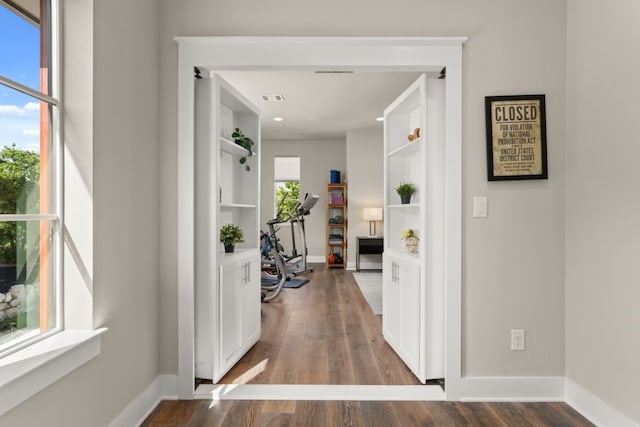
xmin=363 ymin=208 xmax=383 ymax=236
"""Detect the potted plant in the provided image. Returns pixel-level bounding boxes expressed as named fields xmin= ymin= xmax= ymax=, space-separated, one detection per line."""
xmin=232 ymin=127 xmax=254 ymax=171
xmin=401 ymin=228 xmax=419 ymax=253
xmin=220 ymin=223 xmax=244 ymax=253
xmin=395 ymin=181 xmax=416 ymax=204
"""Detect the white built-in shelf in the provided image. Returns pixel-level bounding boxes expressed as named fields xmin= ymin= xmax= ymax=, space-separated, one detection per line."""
xmin=387 ymin=138 xmax=421 ymax=157
xmin=219 ymin=136 xmax=255 ymax=157
xmin=388 ymin=203 xmax=420 ymax=209
xmin=220 ymin=203 xmax=257 ymax=209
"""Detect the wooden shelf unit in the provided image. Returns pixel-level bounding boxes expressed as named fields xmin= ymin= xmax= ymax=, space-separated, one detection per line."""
xmin=326 ymin=182 xmax=347 ymax=268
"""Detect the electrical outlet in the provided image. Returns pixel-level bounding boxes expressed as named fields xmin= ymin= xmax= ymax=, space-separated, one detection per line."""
xmin=511 ymin=329 xmax=525 ymax=351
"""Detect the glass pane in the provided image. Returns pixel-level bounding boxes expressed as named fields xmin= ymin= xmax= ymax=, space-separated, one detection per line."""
xmin=0 ymin=220 xmax=55 ymax=347
xmin=0 ymin=86 xmax=53 ymax=214
xmin=0 ymin=2 xmax=50 ymax=94
xmin=274 ymin=181 xmax=301 ymax=220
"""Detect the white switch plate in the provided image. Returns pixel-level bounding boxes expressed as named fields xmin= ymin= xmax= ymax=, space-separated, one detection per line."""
xmin=473 ymin=196 xmax=488 ymax=218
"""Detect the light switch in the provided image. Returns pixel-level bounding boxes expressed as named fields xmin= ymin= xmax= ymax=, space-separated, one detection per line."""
xmin=473 ymin=196 xmax=487 ymax=218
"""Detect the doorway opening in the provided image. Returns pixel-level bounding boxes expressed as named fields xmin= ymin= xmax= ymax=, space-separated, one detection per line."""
xmin=177 ymin=36 xmax=465 ymax=401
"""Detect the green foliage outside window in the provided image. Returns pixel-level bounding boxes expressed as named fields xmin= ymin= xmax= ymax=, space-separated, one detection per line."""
xmin=0 ymin=145 xmax=40 ymax=265
xmin=275 ymin=181 xmax=300 ymax=221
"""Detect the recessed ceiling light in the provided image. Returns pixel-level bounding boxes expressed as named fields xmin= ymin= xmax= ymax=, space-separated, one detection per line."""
xmin=376 ymin=117 xmax=384 ymax=122
xmin=273 ymin=117 xmax=284 ymax=122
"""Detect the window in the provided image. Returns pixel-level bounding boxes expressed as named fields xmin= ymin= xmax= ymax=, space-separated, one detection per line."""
xmin=274 ymin=156 xmax=300 ymax=221
xmin=0 ymin=0 xmax=60 ymax=356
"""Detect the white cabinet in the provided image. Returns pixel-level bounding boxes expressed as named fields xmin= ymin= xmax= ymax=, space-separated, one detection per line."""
xmin=194 ymin=74 xmax=261 ymax=382
xmin=219 ymin=252 xmax=261 ymax=376
xmin=383 ymin=252 xmax=420 ymax=371
xmin=382 ymin=74 xmax=445 ymax=382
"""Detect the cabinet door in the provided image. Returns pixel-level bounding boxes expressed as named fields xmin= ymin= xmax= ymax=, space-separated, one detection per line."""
xmin=242 ymin=255 xmax=261 ymax=345
xmin=219 ymin=261 xmax=243 ymax=372
xmin=382 ymin=254 xmax=401 ymax=348
xmin=382 ymin=253 xmax=421 ymax=380
xmin=399 ymin=260 xmax=420 ymax=371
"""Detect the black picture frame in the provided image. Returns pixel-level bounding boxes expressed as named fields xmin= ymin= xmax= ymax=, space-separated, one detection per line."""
xmin=485 ymin=94 xmax=548 ymax=181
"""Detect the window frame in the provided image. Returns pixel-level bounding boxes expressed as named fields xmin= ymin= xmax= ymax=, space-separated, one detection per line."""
xmin=0 ymin=0 xmax=63 ymax=359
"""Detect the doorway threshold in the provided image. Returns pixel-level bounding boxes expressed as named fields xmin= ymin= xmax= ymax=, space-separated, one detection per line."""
xmin=194 ymin=384 xmax=445 ymax=401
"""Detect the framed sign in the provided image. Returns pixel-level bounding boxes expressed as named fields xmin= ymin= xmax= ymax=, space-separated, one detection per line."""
xmin=485 ymin=94 xmax=548 ymax=181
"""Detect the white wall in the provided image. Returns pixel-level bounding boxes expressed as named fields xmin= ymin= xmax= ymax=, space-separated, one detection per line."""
xmin=565 ymin=0 xmax=640 ymax=423
xmin=261 ymin=139 xmax=347 ymax=260
xmin=346 ymin=126 xmax=384 ymax=269
xmin=0 ymin=0 xmax=162 ymax=425
xmin=159 ymin=0 xmax=567 ymax=378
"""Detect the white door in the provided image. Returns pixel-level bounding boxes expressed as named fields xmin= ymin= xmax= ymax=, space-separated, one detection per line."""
xmin=194 ymin=74 xmax=262 ymax=383
xmin=382 ymin=74 xmax=445 ymax=383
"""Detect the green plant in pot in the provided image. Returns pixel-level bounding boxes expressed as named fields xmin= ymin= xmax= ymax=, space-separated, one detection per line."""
xmin=395 ymin=181 xmax=416 ymax=204
xmin=232 ymin=127 xmax=254 ymax=171
xmin=220 ymin=223 xmax=244 ymax=253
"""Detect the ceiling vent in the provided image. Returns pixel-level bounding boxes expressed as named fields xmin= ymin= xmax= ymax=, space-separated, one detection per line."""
xmin=262 ymin=94 xmax=285 ymax=102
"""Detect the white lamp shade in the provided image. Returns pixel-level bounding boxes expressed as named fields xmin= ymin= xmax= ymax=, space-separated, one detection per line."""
xmin=363 ymin=207 xmax=383 ymax=221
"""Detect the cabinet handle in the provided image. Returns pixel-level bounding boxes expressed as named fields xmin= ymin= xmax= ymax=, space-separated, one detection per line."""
xmin=247 ymin=262 xmax=251 ymax=282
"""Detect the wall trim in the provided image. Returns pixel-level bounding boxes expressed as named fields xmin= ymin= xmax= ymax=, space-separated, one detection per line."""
xmin=460 ymin=376 xmax=565 ymax=402
xmin=565 ymin=378 xmax=639 ymax=427
xmin=111 ymin=374 xmax=640 ymax=427
xmin=108 ymin=375 xmax=178 ymax=427
xmin=176 ymin=36 xmax=466 ymax=400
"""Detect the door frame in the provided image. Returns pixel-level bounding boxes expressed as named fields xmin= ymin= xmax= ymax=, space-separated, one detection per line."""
xmin=176 ymin=36 xmax=466 ymax=400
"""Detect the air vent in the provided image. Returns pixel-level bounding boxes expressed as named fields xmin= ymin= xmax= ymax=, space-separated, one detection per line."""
xmin=262 ymin=94 xmax=285 ymax=102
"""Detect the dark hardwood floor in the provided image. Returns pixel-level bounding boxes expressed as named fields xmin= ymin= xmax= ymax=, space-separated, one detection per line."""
xmin=142 ymin=400 xmax=594 ymax=426
xmin=142 ymin=266 xmax=594 ymax=426
xmin=218 ymin=265 xmax=419 ymax=385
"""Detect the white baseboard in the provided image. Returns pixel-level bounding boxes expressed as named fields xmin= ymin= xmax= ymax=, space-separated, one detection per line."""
xmin=565 ymin=378 xmax=639 ymax=427
xmin=109 ymin=374 xmax=640 ymax=427
xmin=460 ymin=376 xmax=565 ymax=402
xmin=109 ymin=374 xmax=178 ymax=427
xmin=307 ymin=256 xmax=325 ymax=263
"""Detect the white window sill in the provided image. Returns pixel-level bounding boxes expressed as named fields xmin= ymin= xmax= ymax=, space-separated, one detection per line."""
xmin=0 ymin=328 xmax=107 ymax=416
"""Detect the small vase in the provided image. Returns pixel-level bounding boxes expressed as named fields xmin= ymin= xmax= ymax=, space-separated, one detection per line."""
xmin=224 ymin=244 xmax=235 ymax=253
xmin=405 ymin=236 xmax=419 ymax=254
xmin=400 ymin=194 xmax=412 ymax=205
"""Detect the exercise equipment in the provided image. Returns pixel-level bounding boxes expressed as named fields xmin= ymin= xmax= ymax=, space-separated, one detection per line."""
xmin=284 ymin=193 xmax=319 ymax=276
xmin=260 ymin=192 xmax=319 ymax=302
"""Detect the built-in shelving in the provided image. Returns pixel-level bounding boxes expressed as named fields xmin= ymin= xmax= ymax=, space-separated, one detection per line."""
xmin=194 ymin=73 xmax=261 ymax=384
xmin=383 ymin=73 xmax=445 ymax=384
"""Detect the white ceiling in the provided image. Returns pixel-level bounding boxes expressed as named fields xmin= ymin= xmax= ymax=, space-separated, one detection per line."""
xmin=214 ymin=70 xmax=426 ymax=141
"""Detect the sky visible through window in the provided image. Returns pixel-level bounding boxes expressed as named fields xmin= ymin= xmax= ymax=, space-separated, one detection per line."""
xmin=0 ymin=4 xmax=41 ymax=153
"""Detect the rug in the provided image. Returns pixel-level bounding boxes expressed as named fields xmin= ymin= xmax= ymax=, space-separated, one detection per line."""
xmin=352 ymin=272 xmax=382 ymax=315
